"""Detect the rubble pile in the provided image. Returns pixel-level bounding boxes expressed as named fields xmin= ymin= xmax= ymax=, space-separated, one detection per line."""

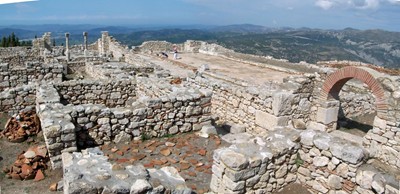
xmin=0 ymin=110 xmax=41 ymax=143
xmin=3 ymin=145 xmax=49 ymax=181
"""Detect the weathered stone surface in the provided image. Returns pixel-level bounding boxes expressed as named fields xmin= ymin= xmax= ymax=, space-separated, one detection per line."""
xmin=316 ymin=106 xmax=339 ymax=124
xmin=220 ymin=150 xmax=248 ymax=170
xmin=327 ymin=174 xmax=342 ymax=189
xmin=113 ymin=131 xmax=132 ymax=144
xmin=130 ymin=179 xmax=151 ymax=194
xmin=300 ymin=130 xmax=317 ymax=146
xmin=255 ymin=110 xmax=289 ymax=130
xmin=313 ymin=156 xmax=329 ymax=167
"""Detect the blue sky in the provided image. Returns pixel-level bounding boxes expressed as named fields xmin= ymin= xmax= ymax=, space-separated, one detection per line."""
xmin=0 ymin=0 xmax=400 ymax=31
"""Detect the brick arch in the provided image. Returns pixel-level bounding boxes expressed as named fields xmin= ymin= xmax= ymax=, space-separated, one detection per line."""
xmin=319 ymin=66 xmax=388 ymax=118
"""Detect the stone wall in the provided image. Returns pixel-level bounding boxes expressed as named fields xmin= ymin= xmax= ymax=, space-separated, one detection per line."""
xmin=187 ymin=74 xmax=316 ymax=133
xmin=364 ymin=116 xmax=400 ymax=169
xmin=211 ymin=128 xmax=399 ymax=194
xmin=85 ymin=62 xmax=137 ymax=80
xmin=54 ymin=79 xmax=136 ymax=107
xmin=36 ymin=83 xmax=213 ymax=168
xmin=0 ymin=47 xmax=42 ymax=67
xmin=0 ymin=62 xmax=63 ymax=91
xmin=0 ymin=84 xmax=36 ymax=115
xmin=135 ymin=41 xmax=182 ymax=54
xmin=298 ymin=129 xmax=399 ymax=194
xmin=210 ymin=129 xmax=300 ymax=193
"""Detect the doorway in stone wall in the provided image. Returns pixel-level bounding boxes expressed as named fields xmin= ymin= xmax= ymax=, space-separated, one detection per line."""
xmin=336 ymin=79 xmax=376 ymax=137
xmin=316 ymin=66 xmax=388 ymax=142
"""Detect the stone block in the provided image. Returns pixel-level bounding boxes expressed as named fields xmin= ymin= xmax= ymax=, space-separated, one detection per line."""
xmin=255 ymin=110 xmax=289 ymax=130
xmin=373 ymin=116 xmax=387 ymax=130
xmin=307 ymin=121 xmax=327 ymax=132
xmin=316 ymin=106 xmax=339 ymax=124
xmin=272 ymin=92 xmax=294 ymax=116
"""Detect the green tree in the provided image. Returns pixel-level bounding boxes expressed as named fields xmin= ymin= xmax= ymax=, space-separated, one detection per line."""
xmin=0 ymin=36 xmax=6 ymax=47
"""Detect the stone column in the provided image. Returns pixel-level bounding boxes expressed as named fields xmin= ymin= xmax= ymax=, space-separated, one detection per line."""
xmin=83 ymin=32 xmax=88 ymax=57
xmin=65 ymin=32 xmax=70 ymax=61
xmin=101 ymin=31 xmax=109 ymax=57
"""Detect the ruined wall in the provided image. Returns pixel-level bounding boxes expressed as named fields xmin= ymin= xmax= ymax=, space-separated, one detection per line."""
xmin=0 ymin=62 xmax=63 ymax=92
xmin=37 ymin=84 xmax=212 ymax=168
xmin=54 ymin=79 xmax=136 ymax=107
xmin=211 ymin=130 xmax=300 ymax=193
xmin=0 ymin=47 xmax=42 ymax=67
xmin=186 ymin=74 xmax=316 ymax=133
xmin=85 ymin=61 xmax=136 ymax=80
xmin=211 ymin=128 xmax=399 ymax=194
xmin=135 ymin=41 xmax=182 ymax=54
xmin=0 ymin=84 xmax=36 ymax=115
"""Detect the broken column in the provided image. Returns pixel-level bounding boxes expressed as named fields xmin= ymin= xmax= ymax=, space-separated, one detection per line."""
xmin=100 ymin=31 xmax=109 ymax=57
xmin=83 ymin=31 xmax=88 ymax=57
xmin=65 ymin=32 xmax=70 ymax=61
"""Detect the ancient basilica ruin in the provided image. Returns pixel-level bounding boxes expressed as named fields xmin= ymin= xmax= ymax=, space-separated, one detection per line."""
xmin=0 ymin=31 xmax=399 ymax=194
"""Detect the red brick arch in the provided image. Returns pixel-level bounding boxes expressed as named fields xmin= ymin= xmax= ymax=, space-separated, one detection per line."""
xmin=319 ymin=66 xmax=388 ymax=118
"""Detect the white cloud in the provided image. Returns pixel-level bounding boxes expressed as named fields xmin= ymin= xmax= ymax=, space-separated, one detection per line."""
xmin=315 ymin=0 xmax=334 ymax=10
xmin=314 ymin=0 xmax=383 ymax=10
xmin=387 ymin=0 xmax=400 ymax=3
xmin=0 ymin=0 xmax=37 ymax=5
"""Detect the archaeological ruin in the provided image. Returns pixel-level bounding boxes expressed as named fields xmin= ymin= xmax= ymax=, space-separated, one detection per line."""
xmin=0 ymin=31 xmax=399 ymax=194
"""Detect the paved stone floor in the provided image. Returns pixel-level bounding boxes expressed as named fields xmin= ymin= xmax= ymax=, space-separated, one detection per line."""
xmin=100 ymin=132 xmax=228 ymax=194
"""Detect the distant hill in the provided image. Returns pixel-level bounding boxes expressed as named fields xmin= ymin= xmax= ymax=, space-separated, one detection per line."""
xmin=0 ymin=24 xmax=399 ymax=68
xmin=209 ymin=24 xmax=275 ymax=33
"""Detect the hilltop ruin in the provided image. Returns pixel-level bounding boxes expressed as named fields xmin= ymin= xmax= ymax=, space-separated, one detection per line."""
xmin=0 ymin=31 xmax=399 ymax=194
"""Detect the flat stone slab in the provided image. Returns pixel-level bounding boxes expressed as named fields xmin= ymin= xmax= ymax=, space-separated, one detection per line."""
xmin=62 ymin=147 xmax=190 ymax=194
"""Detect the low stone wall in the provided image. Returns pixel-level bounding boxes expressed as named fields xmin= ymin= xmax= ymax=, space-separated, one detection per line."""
xmin=210 ymin=129 xmax=300 ymax=193
xmin=36 ymin=83 xmax=213 ymax=168
xmin=0 ymin=62 xmax=63 ymax=91
xmin=54 ymin=79 xmax=136 ymax=107
xmin=85 ymin=62 xmax=136 ymax=80
xmin=298 ymin=130 xmax=367 ymax=193
xmin=135 ymin=41 xmax=183 ymax=54
xmin=0 ymin=84 xmax=36 ymax=115
xmin=211 ymin=128 xmax=399 ymax=194
xmin=364 ymin=116 xmax=400 ymax=169
xmin=0 ymin=47 xmax=42 ymax=67
xmin=187 ymin=74 xmax=315 ymax=133
xmin=298 ymin=129 xmax=400 ymax=194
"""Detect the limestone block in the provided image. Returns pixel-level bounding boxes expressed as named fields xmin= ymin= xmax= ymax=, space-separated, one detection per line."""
xmin=255 ymin=110 xmax=289 ymax=130
xmin=130 ymin=179 xmax=152 ymax=194
xmin=316 ymin=106 xmax=339 ymax=124
xmin=327 ymin=174 xmax=342 ymax=189
xmin=220 ymin=150 xmax=249 ymax=171
xmin=373 ymin=116 xmax=387 ymax=130
xmin=272 ymin=92 xmax=294 ymax=116
xmin=307 ymin=121 xmax=327 ymax=132
xmin=356 ymin=170 xmax=375 ymax=189
xmin=300 ymin=130 xmax=317 ymax=146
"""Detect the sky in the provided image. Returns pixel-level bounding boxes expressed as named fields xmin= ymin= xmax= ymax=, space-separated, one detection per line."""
xmin=0 ymin=0 xmax=400 ymax=31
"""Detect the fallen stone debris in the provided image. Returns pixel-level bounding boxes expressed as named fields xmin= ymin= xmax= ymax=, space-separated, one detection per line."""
xmin=0 ymin=110 xmax=41 ymax=143
xmin=3 ymin=145 xmax=49 ymax=181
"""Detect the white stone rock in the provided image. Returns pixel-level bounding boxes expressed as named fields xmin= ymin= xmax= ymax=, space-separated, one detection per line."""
xmin=316 ymin=106 xmax=339 ymax=124
xmin=130 ymin=179 xmax=152 ymax=194
xmin=327 ymin=174 xmax=342 ymax=189
xmin=255 ymin=110 xmax=289 ymax=130
xmin=313 ymin=156 xmax=329 ymax=167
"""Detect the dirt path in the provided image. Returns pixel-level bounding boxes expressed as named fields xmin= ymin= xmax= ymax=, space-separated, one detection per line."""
xmin=137 ymin=52 xmax=295 ymax=85
xmin=177 ymin=53 xmax=294 ymax=84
